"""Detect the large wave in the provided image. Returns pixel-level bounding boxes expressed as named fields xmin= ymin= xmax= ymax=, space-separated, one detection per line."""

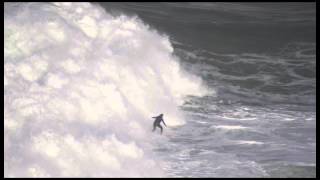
xmin=4 ymin=2 xmax=206 ymax=177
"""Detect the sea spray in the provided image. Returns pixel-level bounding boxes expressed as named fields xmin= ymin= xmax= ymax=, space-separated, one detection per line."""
xmin=4 ymin=2 xmax=206 ymax=177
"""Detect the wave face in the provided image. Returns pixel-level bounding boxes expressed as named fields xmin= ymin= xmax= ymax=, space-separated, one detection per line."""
xmin=4 ymin=2 xmax=206 ymax=177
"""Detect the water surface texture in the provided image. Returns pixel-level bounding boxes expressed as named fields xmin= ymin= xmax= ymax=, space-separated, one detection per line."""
xmin=4 ymin=2 xmax=316 ymax=177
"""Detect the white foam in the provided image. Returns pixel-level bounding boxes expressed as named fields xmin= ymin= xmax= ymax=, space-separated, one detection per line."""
xmin=4 ymin=2 xmax=207 ymax=177
xmin=213 ymin=125 xmax=249 ymax=130
xmin=235 ymin=140 xmax=264 ymax=145
xmin=305 ymin=117 xmax=315 ymax=121
xmin=219 ymin=114 xmax=257 ymax=121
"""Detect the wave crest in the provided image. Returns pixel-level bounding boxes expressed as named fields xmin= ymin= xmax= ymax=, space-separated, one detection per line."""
xmin=4 ymin=2 xmax=205 ymax=177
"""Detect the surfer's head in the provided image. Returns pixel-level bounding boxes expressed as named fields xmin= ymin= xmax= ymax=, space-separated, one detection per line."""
xmin=159 ymin=114 xmax=163 ymax=117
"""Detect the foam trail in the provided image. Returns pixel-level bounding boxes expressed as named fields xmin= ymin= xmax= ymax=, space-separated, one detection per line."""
xmin=4 ymin=2 xmax=206 ymax=177
xmin=212 ymin=125 xmax=249 ymax=130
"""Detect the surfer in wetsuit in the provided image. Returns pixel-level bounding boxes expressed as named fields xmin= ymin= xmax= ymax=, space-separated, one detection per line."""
xmin=152 ymin=114 xmax=166 ymax=134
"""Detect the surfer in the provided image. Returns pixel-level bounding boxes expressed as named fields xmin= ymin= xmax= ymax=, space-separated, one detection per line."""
xmin=152 ymin=114 xmax=166 ymax=134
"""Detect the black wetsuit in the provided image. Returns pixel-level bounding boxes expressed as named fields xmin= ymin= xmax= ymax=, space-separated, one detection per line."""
xmin=152 ymin=115 xmax=166 ymax=134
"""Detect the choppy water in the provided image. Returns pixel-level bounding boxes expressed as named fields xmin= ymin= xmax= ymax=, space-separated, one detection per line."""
xmin=4 ymin=2 xmax=316 ymax=178
xmin=100 ymin=2 xmax=316 ymax=178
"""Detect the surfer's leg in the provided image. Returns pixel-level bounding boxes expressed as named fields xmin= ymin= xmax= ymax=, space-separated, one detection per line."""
xmin=158 ymin=125 xmax=163 ymax=134
xmin=152 ymin=124 xmax=156 ymax=132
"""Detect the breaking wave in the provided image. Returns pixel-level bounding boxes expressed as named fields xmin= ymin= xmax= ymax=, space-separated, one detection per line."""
xmin=4 ymin=2 xmax=206 ymax=177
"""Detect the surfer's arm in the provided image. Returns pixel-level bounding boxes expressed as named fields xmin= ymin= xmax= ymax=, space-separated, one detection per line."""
xmin=162 ymin=119 xmax=167 ymax=127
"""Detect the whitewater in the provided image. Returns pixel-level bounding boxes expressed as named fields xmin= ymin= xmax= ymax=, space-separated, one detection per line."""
xmin=4 ymin=2 xmax=316 ymax=178
xmin=4 ymin=2 xmax=207 ymax=177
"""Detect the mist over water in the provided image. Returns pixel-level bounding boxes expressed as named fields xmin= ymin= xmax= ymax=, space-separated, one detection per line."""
xmin=4 ymin=2 xmax=316 ymax=178
xmin=4 ymin=2 xmax=206 ymax=177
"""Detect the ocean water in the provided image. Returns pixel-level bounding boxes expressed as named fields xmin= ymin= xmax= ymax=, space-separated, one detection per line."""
xmin=4 ymin=2 xmax=316 ymax=177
